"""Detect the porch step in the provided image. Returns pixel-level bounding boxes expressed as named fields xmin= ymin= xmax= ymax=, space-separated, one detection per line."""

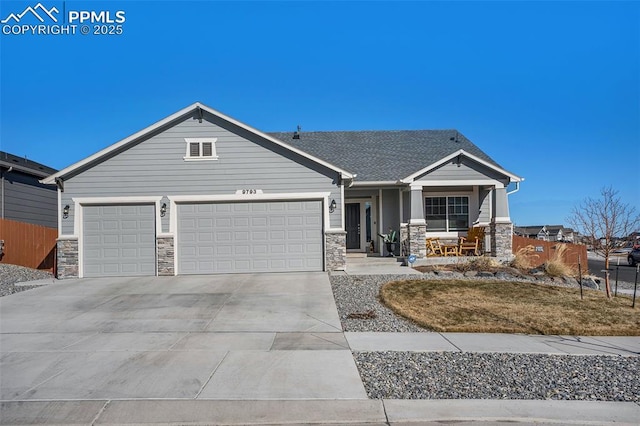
xmin=346 ymin=252 xmax=368 ymax=258
xmin=346 ymin=255 xmax=403 ymax=265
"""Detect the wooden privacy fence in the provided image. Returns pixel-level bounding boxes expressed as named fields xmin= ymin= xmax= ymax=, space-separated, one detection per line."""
xmin=0 ymin=218 xmax=57 ymax=270
xmin=512 ymin=235 xmax=588 ymax=271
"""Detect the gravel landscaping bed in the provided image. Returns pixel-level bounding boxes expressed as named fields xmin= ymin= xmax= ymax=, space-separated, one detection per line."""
xmin=0 ymin=264 xmax=53 ymax=297
xmin=354 ymin=351 xmax=640 ymax=402
xmin=332 ymin=272 xmax=639 ymax=401
xmin=329 ymin=274 xmax=427 ymax=332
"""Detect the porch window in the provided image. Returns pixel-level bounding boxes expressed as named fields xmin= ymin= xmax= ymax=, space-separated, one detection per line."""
xmin=425 ymin=196 xmax=469 ymax=231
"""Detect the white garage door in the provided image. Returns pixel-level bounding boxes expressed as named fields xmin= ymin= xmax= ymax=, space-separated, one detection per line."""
xmin=83 ymin=205 xmax=156 ymax=277
xmin=177 ymin=201 xmax=323 ymax=274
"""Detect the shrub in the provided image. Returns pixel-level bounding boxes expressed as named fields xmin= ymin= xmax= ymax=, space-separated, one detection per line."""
xmin=511 ymin=245 xmax=538 ymax=271
xmin=453 ymin=256 xmax=500 ymax=272
xmin=544 ymin=244 xmax=576 ymax=277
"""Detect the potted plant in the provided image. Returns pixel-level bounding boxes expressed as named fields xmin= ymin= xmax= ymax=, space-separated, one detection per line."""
xmin=378 ymin=228 xmax=398 ymax=257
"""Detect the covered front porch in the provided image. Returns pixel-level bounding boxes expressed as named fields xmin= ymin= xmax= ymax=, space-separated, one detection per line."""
xmin=343 ymin=184 xmax=514 ymax=259
xmin=342 ymin=150 xmax=522 ymax=260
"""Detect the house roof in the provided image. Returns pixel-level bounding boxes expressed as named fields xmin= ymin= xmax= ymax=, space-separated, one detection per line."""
xmin=0 ymin=151 xmax=57 ymax=178
xmin=267 ymin=130 xmax=521 ymax=183
xmin=514 ymin=225 xmax=546 ymax=236
xmin=42 ymin=102 xmax=521 ymax=186
xmin=42 ymin=102 xmax=353 ymax=184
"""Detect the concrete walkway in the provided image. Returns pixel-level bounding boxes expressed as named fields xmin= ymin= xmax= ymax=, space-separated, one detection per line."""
xmin=1 ymin=274 xmax=639 ymax=425
xmin=346 ymin=332 xmax=640 ymax=356
xmin=2 ymin=398 xmax=640 ymax=425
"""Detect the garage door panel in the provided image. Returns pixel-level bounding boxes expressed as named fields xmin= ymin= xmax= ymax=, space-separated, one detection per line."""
xmin=83 ymin=205 xmax=156 ymax=277
xmin=216 ymin=232 xmax=232 ymax=242
xmin=178 ymin=201 xmax=323 ymax=274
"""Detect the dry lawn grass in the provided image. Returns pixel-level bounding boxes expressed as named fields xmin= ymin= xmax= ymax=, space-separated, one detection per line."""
xmin=380 ymin=279 xmax=639 ymax=335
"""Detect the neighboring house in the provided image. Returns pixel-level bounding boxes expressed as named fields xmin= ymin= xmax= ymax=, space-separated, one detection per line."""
xmin=42 ymin=102 xmax=522 ymax=278
xmin=1 ymin=151 xmax=57 ymax=228
xmin=514 ymin=225 xmax=576 ymax=243
xmin=514 ymin=225 xmax=547 ymax=240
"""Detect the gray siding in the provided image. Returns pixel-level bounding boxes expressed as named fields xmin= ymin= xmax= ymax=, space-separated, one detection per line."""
xmin=478 ymin=188 xmax=491 ymax=224
xmin=381 ymin=189 xmax=400 ymax=255
xmin=345 ymin=188 xmax=379 ymax=198
xmin=2 ymin=171 xmax=57 ymax=228
xmin=61 ymin=111 xmax=341 ymax=234
xmin=402 ymin=190 xmax=410 ymax=223
xmin=415 ymin=157 xmax=510 ymax=185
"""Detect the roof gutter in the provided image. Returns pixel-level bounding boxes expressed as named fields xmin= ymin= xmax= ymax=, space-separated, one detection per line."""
xmin=507 ymin=180 xmax=521 ymax=195
xmin=1 ymin=161 xmax=51 ymax=179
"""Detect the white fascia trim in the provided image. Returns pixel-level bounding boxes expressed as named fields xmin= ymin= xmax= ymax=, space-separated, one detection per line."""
xmin=42 ymin=104 xmax=202 ymax=184
xmin=43 ymin=102 xmax=353 ymax=184
xmin=401 ymin=149 xmax=523 ymax=183
xmin=350 ymin=180 xmax=400 ymax=187
xmin=168 ymin=192 xmax=330 ymax=203
xmin=194 ymin=104 xmax=354 ymax=179
xmin=340 ymin=183 xmax=345 ymax=231
xmin=493 ymin=216 xmax=512 ymax=223
xmin=411 ymin=179 xmax=504 ymax=189
xmin=325 ymin=229 xmax=347 ymax=234
xmin=57 ymin=187 xmax=62 ymax=237
xmin=72 ymin=196 xmax=163 ymax=204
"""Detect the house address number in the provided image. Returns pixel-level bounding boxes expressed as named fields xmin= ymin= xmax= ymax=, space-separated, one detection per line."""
xmin=235 ymin=189 xmax=263 ymax=195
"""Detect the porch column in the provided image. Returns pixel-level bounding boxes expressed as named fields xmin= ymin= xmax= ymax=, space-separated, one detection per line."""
xmin=490 ymin=187 xmax=513 ymax=258
xmin=407 ymin=185 xmax=427 ymax=258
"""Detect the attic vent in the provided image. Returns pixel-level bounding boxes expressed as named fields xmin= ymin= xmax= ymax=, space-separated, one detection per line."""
xmin=293 ymin=125 xmax=301 ymax=139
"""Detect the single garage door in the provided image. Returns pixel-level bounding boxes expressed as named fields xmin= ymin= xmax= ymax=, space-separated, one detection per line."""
xmin=83 ymin=205 xmax=156 ymax=277
xmin=177 ymin=201 xmax=323 ymax=274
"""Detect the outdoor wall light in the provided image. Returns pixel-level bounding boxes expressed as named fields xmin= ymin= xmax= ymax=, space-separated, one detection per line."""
xmin=329 ymin=199 xmax=337 ymax=213
xmin=62 ymin=205 xmax=70 ymax=219
xmin=160 ymin=203 xmax=167 ymax=217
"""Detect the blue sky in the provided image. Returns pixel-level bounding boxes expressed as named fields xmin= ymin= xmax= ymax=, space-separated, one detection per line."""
xmin=1 ymin=0 xmax=638 ymax=227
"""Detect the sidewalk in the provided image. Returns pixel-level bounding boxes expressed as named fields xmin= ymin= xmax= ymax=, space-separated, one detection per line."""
xmin=346 ymin=332 xmax=640 ymax=356
xmin=2 ymin=398 xmax=639 ymax=425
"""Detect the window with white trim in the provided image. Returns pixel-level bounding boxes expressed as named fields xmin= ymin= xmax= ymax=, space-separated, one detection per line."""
xmin=184 ymin=138 xmax=218 ymax=160
xmin=425 ymin=196 xmax=469 ymax=231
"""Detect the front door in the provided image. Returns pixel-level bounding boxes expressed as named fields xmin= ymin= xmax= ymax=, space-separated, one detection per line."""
xmin=345 ymin=203 xmax=360 ymax=249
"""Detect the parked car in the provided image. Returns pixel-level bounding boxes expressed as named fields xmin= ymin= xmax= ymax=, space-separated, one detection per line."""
xmin=628 ymin=248 xmax=640 ymax=266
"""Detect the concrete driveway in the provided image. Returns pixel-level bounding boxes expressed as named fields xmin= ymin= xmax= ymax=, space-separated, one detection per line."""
xmin=0 ymin=273 xmax=367 ymax=401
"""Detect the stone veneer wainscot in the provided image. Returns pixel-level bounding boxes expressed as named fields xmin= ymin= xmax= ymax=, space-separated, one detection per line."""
xmin=56 ymin=237 xmax=78 ymax=279
xmin=157 ymin=235 xmax=175 ymax=276
xmin=325 ymin=231 xmax=346 ymax=271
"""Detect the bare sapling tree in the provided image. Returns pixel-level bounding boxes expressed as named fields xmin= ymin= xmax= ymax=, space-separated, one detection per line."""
xmin=569 ymin=186 xmax=640 ymax=298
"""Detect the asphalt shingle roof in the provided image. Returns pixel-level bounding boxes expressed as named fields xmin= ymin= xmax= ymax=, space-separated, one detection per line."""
xmin=267 ymin=130 xmax=502 ymax=182
xmin=0 ymin=151 xmax=57 ymax=178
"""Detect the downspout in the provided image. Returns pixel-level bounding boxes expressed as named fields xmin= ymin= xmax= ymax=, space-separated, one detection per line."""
xmin=506 ymin=181 xmax=520 ymax=196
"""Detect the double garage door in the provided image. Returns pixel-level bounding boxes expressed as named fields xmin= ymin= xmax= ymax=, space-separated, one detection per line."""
xmin=82 ymin=201 xmax=323 ymax=277
xmin=177 ymin=201 xmax=323 ymax=274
